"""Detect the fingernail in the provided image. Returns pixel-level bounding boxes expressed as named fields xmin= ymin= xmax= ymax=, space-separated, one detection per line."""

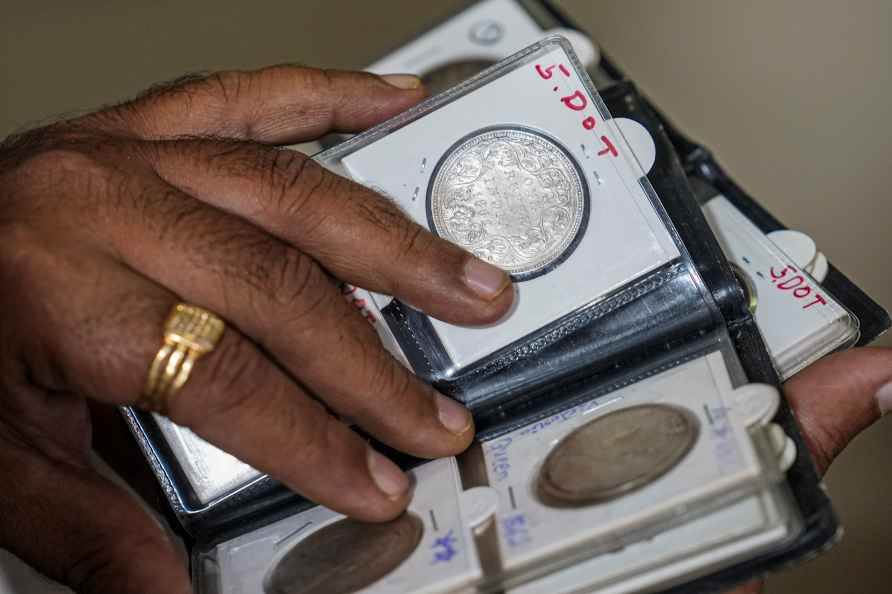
xmin=381 ymin=74 xmax=422 ymax=90
xmin=367 ymin=448 xmax=410 ymax=499
xmin=436 ymin=393 xmax=473 ymax=435
xmin=877 ymin=381 xmax=892 ymax=416
xmin=463 ymin=257 xmax=511 ymax=300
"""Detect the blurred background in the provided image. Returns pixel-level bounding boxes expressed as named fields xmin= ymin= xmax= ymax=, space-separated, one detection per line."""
xmin=2 ymin=1 xmax=889 ymax=592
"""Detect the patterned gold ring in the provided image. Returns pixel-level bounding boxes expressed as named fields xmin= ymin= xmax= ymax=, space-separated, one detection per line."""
xmin=139 ymin=303 xmax=225 ymax=414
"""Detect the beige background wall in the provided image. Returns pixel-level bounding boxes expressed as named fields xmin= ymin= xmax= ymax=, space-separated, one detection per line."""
xmin=2 ymin=1 xmax=889 ymax=592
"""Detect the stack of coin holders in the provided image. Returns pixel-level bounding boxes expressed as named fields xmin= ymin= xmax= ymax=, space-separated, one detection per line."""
xmin=121 ymin=2 xmax=890 ymax=594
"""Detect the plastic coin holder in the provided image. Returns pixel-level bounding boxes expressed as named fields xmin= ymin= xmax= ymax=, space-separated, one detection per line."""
xmin=700 ymin=194 xmax=860 ymax=379
xmin=197 ymin=458 xmax=485 ymax=594
xmin=194 ymin=351 xmax=801 ymax=594
xmin=364 ymin=0 xmax=599 ymax=94
xmin=315 ymin=36 xmax=680 ymax=399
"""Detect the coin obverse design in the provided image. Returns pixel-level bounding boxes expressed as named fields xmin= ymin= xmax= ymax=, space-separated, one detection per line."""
xmin=264 ymin=514 xmax=424 ymax=594
xmin=537 ymin=404 xmax=700 ymax=506
xmin=420 ymin=59 xmax=496 ymax=96
xmin=428 ymin=127 xmax=589 ymax=280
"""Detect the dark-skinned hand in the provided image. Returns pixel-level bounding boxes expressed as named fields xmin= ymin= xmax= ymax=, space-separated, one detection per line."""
xmin=0 ymin=65 xmax=888 ymax=594
xmin=726 ymin=347 xmax=891 ymax=594
xmin=0 ymin=65 xmax=514 ymax=594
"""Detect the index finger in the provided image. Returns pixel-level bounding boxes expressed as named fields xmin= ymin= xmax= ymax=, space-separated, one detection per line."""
xmin=147 ymin=139 xmax=515 ymax=326
xmin=83 ymin=66 xmax=427 ymax=144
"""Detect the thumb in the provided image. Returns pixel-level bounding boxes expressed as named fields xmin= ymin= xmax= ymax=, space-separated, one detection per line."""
xmin=0 ymin=440 xmax=190 ymax=594
xmin=783 ymin=346 xmax=892 ymax=475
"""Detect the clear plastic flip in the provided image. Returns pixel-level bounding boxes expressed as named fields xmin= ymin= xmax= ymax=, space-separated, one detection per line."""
xmin=315 ymin=36 xmax=680 ymax=391
xmin=701 ymin=195 xmax=859 ymax=378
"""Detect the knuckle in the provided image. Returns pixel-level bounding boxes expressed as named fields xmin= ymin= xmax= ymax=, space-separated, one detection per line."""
xmin=0 ymin=223 xmax=60 ymax=300
xmin=806 ymin=418 xmax=848 ymax=474
xmin=350 ymin=191 xmax=408 ymax=235
xmin=67 ymin=526 xmax=167 ymax=594
xmin=282 ymin=403 xmax=333 ymax=470
xmin=66 ymin=535 xmax=119 ymax=593
xmin=13 ymin=147 xmax=107 ymax=192
xmin=268 ymin=248 xmax=316 ymax=306
xmin=1 ymin=123 xmax=92 ymax=178
xmin=207 ymin=70 xmax=250 ymax=104
xmin=169 ymin=335 xmax=260 ymax=429
xmin=269 ymin=151 xmax=330 ymax=220
xmin=357 ymin=342 xmax=417 ymax=411
xmin=394 ymin=223 xmax=434 ymax=265
xmin=270 ymin=253 xmax=335 ymax=332
xmin=164 ymin=70 xmax=249 ymax=108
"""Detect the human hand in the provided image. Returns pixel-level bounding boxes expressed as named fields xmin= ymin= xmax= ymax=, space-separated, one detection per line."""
xmin=0 ymin=66 xmax=514 ymax=593
xmin=726 ymin=347 xmax=892 ymax=594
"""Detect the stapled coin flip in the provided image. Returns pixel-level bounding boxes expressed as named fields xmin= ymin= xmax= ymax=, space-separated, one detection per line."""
xmin=700 ymin=192 xmax=859 ymax=379
xmin=320 ymin=36 xmax=678 ymax=386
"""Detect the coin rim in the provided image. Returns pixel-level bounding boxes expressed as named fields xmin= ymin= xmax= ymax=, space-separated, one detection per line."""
xmin=262 ymin=513 xmax=425 ymax=594
xmin=426 ymin=125 xmax=591 ymax=282
xmin=536 ymin=403 xmax=700 ymax=507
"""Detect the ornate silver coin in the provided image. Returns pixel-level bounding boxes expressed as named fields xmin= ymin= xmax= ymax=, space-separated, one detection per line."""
xmin=537 ymin=404 xmax=699 ymax=506
xmin=421 ymin=59 xmax=496 ymax=96
xmin=264 ymin=514 xmax=423 ymax=594
xmin=427 ymin=127 xmax=589 ymax=280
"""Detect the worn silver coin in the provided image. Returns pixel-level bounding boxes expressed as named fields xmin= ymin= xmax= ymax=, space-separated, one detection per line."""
xmin=428 ymin=127 xmax=588 ymax=280
xmin=264 ymin=514 xmax=423 ymax=594
xmin=537 ymin=404 xmax=699 ymax=506
xmin=421 ymin=59 xmax=496 ymax=96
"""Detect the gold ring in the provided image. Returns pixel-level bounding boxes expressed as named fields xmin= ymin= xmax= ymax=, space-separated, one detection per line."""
xmin=140 ymin=303 xmax=225 ymax=414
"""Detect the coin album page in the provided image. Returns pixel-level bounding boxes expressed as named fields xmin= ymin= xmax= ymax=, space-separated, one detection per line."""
xmin=195 ymin=350 xmax=802 ymax=594
xmin=319 ymin=37 xmax=680 ymax=381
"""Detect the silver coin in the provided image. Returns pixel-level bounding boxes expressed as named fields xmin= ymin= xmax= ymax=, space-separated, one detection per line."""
xmin=264 ymin=514 xmax=423 ymax=594
xmin=537 ymin=404 xmax=699 ymax=506
xmin=730 ymin=263 xmax=759 ymax=314
xmin=421 ymin=59 xmax=495 ymax=96
xmin=427 ymin=127 xmax=589 ymax=280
